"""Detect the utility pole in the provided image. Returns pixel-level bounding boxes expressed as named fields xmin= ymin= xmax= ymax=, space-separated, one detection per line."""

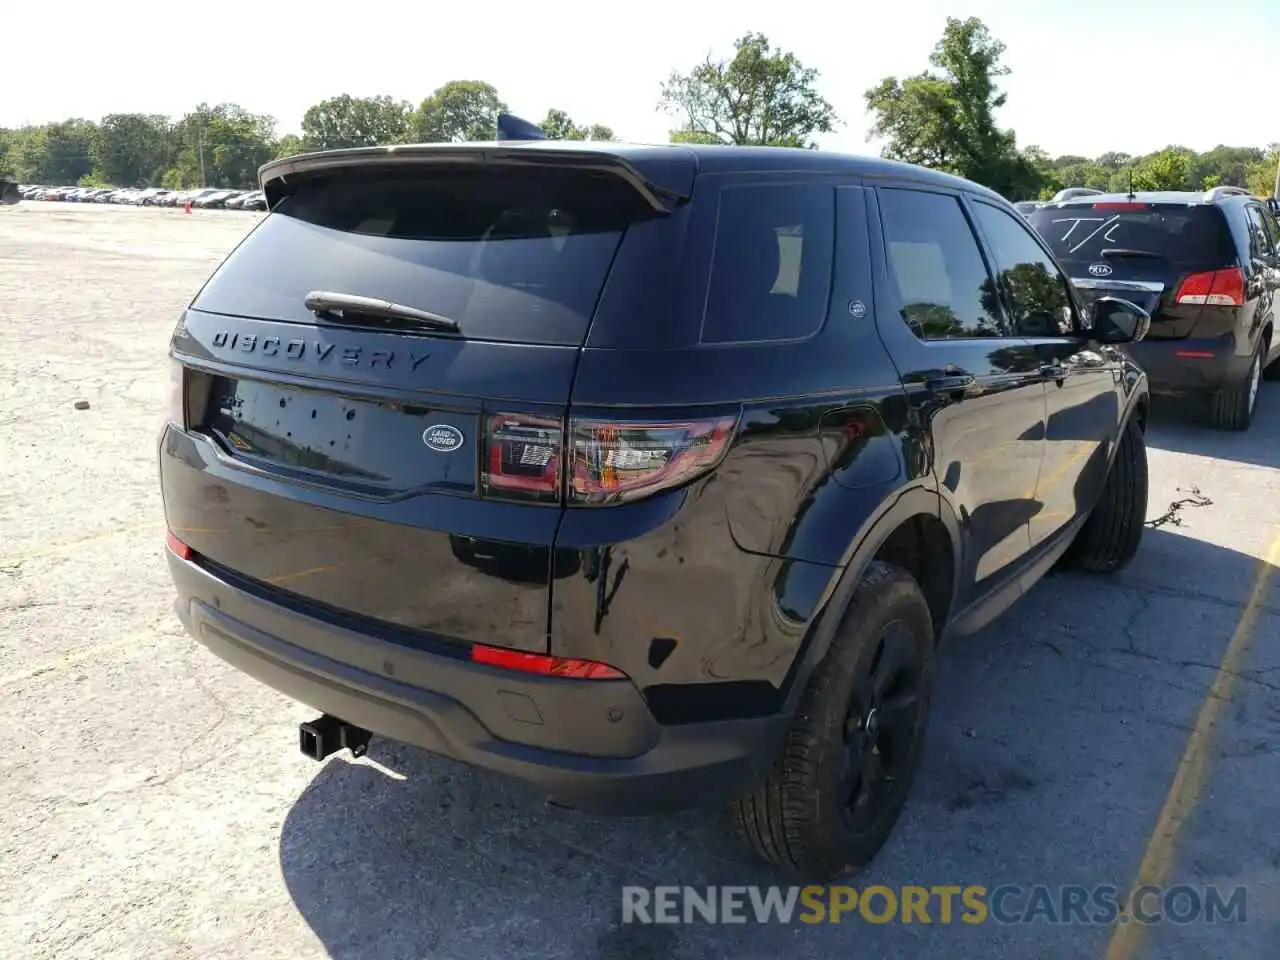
xmin=197 ymin=124 xmax=206 ymax=189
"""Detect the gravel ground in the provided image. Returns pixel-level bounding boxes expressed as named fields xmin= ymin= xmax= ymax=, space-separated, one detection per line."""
xmin=1 ymin=201 xmax=1278 ymax=960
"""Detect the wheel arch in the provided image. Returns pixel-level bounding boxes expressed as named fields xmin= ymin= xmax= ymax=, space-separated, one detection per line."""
xmin=777 ymin=482 xmax=960 ymax=713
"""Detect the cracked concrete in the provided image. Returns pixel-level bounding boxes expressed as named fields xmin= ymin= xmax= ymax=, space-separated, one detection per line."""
xmin=3 ymin=202 xmax=1279 ymax=960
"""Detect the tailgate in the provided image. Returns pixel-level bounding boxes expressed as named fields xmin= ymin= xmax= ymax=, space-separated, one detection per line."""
xmin=1030 ymin=201 xmax=1236 ymax=340
xmin=166 ymin=157 xmax=679 ymax=652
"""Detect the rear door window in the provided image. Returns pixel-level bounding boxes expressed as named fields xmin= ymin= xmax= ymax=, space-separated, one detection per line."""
xmin=1027 ymin=203 xmax=1234 ymax=268
xmin=877 ymin=188 xmax=1008 ymax=339
xmin=191 ymin=166 xmax=662 ymax=346
xmin=699 ymin=183 xmax=835 ymax=344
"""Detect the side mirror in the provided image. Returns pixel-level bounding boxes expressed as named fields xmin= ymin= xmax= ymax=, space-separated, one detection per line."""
xmin=0 ymin=181 xmax=19 ymax=206
xmin=1088 ymin=296 xmax=1150 ymax=344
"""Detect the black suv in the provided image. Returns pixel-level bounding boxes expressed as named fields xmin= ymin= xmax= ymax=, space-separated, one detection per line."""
xmin=160 ymin=125 xmax=1152 ymax=879
xmin=1028 ymin=187 xmax=1280 ymax=430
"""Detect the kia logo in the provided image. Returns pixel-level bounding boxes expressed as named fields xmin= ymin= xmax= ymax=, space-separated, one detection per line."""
xmin=422 ymin=424 xmax=464 ymax=453
xmin=1088 ymin=263 xmax=1113 ymax=277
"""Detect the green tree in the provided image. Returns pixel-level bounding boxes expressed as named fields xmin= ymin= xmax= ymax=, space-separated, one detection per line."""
xmin=6 ymin=121 xmax=97 ymax=184
xmin=1095 ymin=152 xmax=1132 ymax=171
xmin=1245 ymin=145 xmax=1279 ymax=196
xmin=409 ymin=81 xmax=507 ymax=142
xmin=300 ymin=94 xmax=411 ymax=150
xmin=1191 ymin=145 xmax=1262 ymax=190
xmin=273 ymin=133 xmax=305 ymax=160
xmin=540 ymin=109 xmax=614 ymax=141
xmin=865 ymin=17 xmax=1041 ymax=199
xmin=0 ymin=129 xmax=13 ymax=179
xmin=165 ymin=104 xmax=276 ymax=188
xmin=1125 ymin=147 xmax=1195 ymax=191
xmin=658 ymin=32 xmax=837 ymax=148
xmin=92 ymin=114 xmax=174 ymax=187
xmin=1052 ymin=160 xmax=1113 ymax=194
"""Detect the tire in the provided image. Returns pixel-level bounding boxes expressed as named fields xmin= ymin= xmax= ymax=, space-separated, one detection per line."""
xmin=731 ymin=561 xmax=935 ymax=880
xmin=1208 ymin=344 xmax=1262 ymax=430
xmin=1064 ymin=416 xmax=1147 ymax=573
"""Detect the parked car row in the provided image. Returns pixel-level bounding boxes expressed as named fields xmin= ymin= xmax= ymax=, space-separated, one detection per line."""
xmin=15 ymin=184 xmax=267 ymax=210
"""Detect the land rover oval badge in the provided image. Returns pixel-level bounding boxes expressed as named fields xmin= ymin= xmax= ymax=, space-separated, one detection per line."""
xmin=422 ymin=424 xmax=464 ymax=453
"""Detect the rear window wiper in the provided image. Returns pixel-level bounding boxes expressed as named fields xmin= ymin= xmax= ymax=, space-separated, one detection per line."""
xmin=304 ymin=290 xmax=461 ymax=333
xmin=1099 ymin=248 xmax=1166 ymax=260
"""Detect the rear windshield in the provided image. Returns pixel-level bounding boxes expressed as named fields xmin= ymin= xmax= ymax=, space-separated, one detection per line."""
xmin=1027 ymin=204 xmax=1234 ymax=266
xmin=191 ymin=166 xmax=661 ymax=345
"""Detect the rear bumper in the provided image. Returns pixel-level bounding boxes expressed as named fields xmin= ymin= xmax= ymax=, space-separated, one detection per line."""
xmin=167 ymin=550 xmax=787 ymax=814
xmin=1126 ymin=335 xmax=1251 ymax=395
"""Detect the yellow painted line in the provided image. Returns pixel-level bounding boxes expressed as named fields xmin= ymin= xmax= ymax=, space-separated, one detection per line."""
xmin=1022 ymin=442 xmax=1092 ymax=499
xmin=1104 ymin=528 xmax=1280 ymax=960
xmin=266 ymin=565 xmax=337 ymax=585
xmin=0 ymin=638 xmax=138 ymax=687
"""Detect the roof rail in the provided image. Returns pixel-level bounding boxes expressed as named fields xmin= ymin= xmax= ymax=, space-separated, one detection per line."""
xmin=1203 ymin=185 xmax=1251 ymax=202
xmin=1051 ymin=187 xmax=1104 ymax=202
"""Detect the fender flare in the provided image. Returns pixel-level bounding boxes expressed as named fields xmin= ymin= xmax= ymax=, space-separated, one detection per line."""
xmin=775 ymin=478 xmax=960 ymax=712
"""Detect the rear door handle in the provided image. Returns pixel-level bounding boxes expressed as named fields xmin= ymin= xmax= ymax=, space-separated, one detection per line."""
xmin=924 ymin=374 xmax=977 ymax=394
xmin=1039 ymin=363 xmax=1067 ymax=383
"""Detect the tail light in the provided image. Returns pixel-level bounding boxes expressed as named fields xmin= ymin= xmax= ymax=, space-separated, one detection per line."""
xmin=471 ymin=643 xmax=626 ymax=679
xmin=1174 ymin=268 xmax=1245 ymax=307
xmin=167 ymin=358 xmax=185 ymax=427
xmin=481 ymin=412 xmax=738 ymax=506
xmin=482 ymin=414 xmax=562 ymax=503
xmin=569 ymin=417 xmax=737 ymax=505
xmin=1092 ymin=202 xmax=1150 ymax=210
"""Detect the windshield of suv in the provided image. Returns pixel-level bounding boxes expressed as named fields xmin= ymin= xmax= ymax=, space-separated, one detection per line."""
xmin=192 ymin=165 xmax=662 ymax=346
xmin=1027 ymin=203 xmax=1234 ymax=266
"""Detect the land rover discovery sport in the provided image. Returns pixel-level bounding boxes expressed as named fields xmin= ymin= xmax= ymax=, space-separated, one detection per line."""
xmin=160 ymin=120 xmax=1152 ymax=878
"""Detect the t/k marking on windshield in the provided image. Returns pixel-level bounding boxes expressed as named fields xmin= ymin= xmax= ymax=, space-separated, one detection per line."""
xmin=1050 ymin=216 xmax=1123 ymax=255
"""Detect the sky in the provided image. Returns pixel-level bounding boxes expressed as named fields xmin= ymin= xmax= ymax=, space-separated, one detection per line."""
xmin=2 ymin=0 xmax=1276 ymax=160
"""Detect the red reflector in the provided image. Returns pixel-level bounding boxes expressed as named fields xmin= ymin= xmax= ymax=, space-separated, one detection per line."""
xmin=1174 ymin=268 xmax=1245 ymax=307
xmin=1092 ymin=202 xmax=1149 ymax=210
xmin=166 ymin=531 xmax=192 ymax=560
xmin=470 ymin=644 xmax=627 ymax=680
xmin=1175 ymin=351 xmax=1216 ymax=359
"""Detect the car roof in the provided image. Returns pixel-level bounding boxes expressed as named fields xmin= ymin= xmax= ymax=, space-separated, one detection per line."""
xmin=260 ymin=139 xmax=1008 ymax=205
xmin=1043 ymin=190 xmax=1243 ymax=208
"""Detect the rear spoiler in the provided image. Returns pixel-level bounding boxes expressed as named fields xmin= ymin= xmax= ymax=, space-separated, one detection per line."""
xmin=0 ymin=181 xmax=19 ymax=206
xmin=257 ymin=142 xmax=690 ymax=216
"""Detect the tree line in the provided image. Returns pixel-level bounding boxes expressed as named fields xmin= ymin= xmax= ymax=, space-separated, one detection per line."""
xmin=3 ymin=19 xmax=1276 ymax=200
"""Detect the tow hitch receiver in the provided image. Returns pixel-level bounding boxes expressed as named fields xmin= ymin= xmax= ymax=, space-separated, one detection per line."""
xmin=299 ymin=715 xmax=372 ymax=761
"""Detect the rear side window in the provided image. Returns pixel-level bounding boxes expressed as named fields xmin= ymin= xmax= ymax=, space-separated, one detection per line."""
xmin=192 ymin=166 xmax=660 ymax=346
xmin=1027 ymin=204 xmax=1234 ymax=266
xmin=700 ymin=183 xmax=834 ymax=344
xmin=877 ymin=188 xmax=1008 ymax=339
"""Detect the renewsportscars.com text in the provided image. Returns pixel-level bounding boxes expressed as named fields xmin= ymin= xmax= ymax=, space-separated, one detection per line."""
xmin=620 ymin=884 xmax=1247 ymax=926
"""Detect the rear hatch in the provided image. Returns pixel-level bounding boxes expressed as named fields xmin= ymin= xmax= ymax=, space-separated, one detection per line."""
xmin=1028 ymin=200 xmax=1239 ymax=339
xmin=165 ymin=148 xmax=690 ymax=652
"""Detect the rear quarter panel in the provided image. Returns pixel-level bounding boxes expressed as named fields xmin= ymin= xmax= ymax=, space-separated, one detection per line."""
xmin=550 ymin=181 xmax=935 ymax=712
